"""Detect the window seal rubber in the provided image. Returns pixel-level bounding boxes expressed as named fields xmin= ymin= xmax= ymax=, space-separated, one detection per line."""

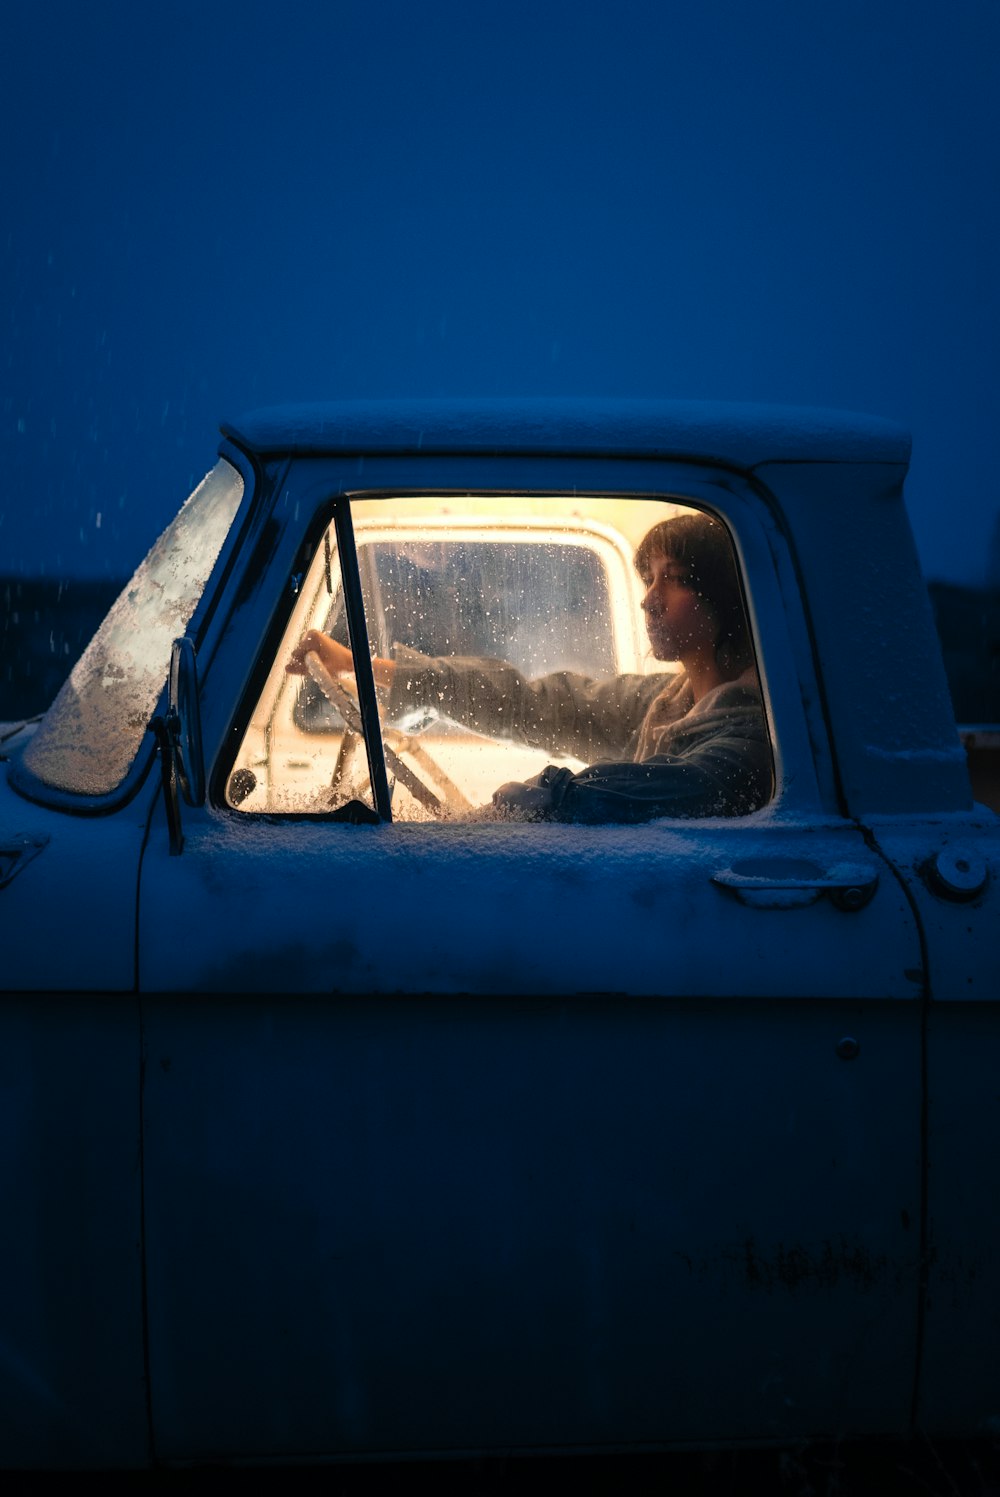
xmin=332 ymin=497 xmax=393 ymax=821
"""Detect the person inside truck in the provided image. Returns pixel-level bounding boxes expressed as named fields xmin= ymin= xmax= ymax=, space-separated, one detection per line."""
xmin=287 ymin=512 xmax=772 ymax=822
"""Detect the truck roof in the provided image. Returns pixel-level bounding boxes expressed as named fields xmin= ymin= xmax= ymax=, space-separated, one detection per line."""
xmin=222 ymin=397 xmax=911 ymax=470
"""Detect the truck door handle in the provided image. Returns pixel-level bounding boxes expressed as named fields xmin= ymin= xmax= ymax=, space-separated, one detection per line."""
xmin=711 ymin=859 xmax=878 ymax=911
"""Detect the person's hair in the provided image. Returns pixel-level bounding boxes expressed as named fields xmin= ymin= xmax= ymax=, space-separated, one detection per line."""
xmin=634 ymin=512 xmax=753 ymax=672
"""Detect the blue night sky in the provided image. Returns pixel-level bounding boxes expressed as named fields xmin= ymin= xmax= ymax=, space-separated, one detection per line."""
xmin=2 ymin=0 xmax=998 ymax=584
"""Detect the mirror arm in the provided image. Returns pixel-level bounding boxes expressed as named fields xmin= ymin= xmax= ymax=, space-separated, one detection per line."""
xmin=169 ymin=638 xmax=206 ymax=808
xmin=150 ymin=714 xmax=184 ymax=855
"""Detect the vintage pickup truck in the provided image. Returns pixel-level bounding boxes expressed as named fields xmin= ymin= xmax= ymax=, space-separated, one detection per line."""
xmin=0 ymin=398 xmax=997 ymax=1469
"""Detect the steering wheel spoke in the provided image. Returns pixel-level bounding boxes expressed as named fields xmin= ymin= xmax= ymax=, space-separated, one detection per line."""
xmin=305 ymin=651 xmax=449 ymax=819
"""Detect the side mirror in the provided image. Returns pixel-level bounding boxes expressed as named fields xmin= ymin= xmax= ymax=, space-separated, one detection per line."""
xmin=166 ymin=637 xmax=206 ymax=807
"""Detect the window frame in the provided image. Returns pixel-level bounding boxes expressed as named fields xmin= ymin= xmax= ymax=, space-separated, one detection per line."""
xmin=216 ymin=474 xmax=791 ymax=825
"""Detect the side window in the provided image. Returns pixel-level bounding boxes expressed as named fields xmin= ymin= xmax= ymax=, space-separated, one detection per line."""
xmin=226 ymin=495 xmax=772 ymax=823
xmin=226 ymin=531 xmax=379 ymax=817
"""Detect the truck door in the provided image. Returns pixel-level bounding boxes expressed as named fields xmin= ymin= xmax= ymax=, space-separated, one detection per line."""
xmin=864 ymin=813 xmax=1000 ymax=1435
xmin=137 ymin=462 xmax=924 ymax=1461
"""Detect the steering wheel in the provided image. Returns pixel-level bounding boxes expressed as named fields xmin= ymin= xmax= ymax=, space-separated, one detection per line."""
xmin=304 ymin=652 xmax=461 ymax=818
xmin=327 ymin=722 xmax=366 ymax=803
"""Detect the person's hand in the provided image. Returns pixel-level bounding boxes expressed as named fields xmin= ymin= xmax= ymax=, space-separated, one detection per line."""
xmin=286 ymin=630 xmax=354 ymax=677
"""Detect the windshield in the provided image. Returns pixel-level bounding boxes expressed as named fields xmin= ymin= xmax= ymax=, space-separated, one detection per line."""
xmin=21 ymin=460 xmax=244 ymax=797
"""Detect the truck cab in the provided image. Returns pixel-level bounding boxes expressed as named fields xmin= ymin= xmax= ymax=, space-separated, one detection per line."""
xmin=1 ymin=398 xmax=997 ymax=1466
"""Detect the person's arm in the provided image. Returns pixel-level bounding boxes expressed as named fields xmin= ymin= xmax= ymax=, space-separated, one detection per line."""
xmin=493 ymin=694 xmax=772 ymax=823
xmin=386 ymin=644 xmax=667 ymax=761
xmin=288 ymin=631 xmax=675 ymax=761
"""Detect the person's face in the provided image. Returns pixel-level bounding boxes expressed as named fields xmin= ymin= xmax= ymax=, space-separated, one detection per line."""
xmin=639 ymin=550 xmax=718 ymax=661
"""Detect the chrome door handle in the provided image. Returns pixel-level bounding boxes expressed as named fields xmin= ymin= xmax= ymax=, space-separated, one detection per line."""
xmin=711 ymin=860 xmax=878 ymax=911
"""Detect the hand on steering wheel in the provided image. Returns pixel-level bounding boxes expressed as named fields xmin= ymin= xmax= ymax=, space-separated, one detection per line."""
xmin=287 ymin=630 xmax=354 ymax=678
xmin=303 ymin=649 xmax=447 ymax=818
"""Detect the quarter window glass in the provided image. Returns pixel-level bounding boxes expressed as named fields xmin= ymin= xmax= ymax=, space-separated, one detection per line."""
xmin=228 ymin=494 xmax=773 ymax=823
xmin=23 ymin=461 xmax=244 ymax=797
xmin=227 ymin=536 xmax=377 ymax=817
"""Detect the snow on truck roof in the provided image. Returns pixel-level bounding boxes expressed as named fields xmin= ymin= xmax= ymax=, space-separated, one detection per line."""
xmin=222 ymin=398 xmax=911 ymax=470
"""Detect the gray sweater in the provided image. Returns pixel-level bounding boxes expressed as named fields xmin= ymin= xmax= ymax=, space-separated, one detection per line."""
xmin=387 ymin=646 xmax=772 ymax=822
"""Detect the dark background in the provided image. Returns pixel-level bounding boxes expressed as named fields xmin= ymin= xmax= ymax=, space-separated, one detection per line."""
xmin=2 ymin=11 xmax=1000 ymax=1485
xmin=1 ymin=1 xmax=999 ymax=718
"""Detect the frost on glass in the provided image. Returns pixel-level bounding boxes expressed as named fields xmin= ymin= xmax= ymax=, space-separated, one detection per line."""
xmin=228 ymin=495 xmax=686 ymax=821
xmin=23 ymin=461 xmax=244 ymax=796
xmin=339 ymin=497 xmax=769 ymax=824
xmin=226 ymin=492 xmax=770 ymax=825
xmin=294 ymin=540 xmax=616 ymax=735
xmin=225 ymin=536 xmax=378 ymax=817
xmin=360 ymin=533 xmax=626 ymax=820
